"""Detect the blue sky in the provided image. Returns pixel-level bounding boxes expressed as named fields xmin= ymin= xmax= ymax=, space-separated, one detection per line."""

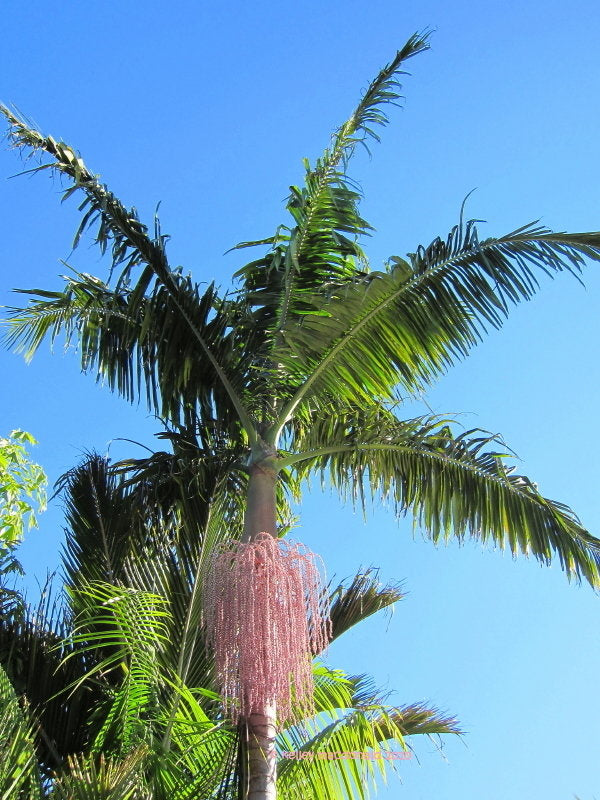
xmin=1 ymin=2 xmax=599 ymax=798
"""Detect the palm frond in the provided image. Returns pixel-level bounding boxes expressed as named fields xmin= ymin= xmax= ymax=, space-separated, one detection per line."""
xmin=0 ymin=105 xmax=258 ymax=439
xmin=63 ymin=581 xmax=169 ymax=755
xmin=50 ymin=749 xmax=149 ymax=800
xmin=0 ymin=103 xmax=167 ymax=289
xmin=274 ymin=220 xmax=600 ymax=430
xmin=278 ymin=666 xmax=459 ymax=800
xmin=284 ymin=406 xmax=600 ymax=587
xmin=57 ymin=447 xmax=242 ymax=692
xmin=151 ymin=681 xmax=239 ymax=800
xmin=281 ymin=31 xmax=430 ymax=288
xmin=3 ymin=267 xmax=257 ymax=435
xmin=0 ymin=590 xmax=103 ymax=778
xmin=56 ymin=451 xmax=246 ymax=763
xmin=234 ymin=33 xmax=430 ymax=388
xmin=328 ymin=568 xmax=404 ymax=647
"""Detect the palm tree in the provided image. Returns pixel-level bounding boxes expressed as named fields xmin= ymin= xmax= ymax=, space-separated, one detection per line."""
xmin=0 ymin=452 xmax=459 ymax=799
xmin=3 ymin=30 xmax=600 ymax=798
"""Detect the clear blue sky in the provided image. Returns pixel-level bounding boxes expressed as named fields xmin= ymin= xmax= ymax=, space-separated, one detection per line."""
xmin=1 ymin=2 xmax=599 ymax=798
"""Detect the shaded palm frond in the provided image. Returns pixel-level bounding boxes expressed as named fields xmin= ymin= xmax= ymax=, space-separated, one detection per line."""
xmin=58 ymin=442 xmax=244 ymax=589
xmin=59 ymin=453 xmax=146 ymax=591
xmin=0 ymin=663 xmax=42 ymax=799
xmin=0 ymin=591 xmax=102 ymax=778
xmin=0 ymin=104 xmax=167 ymax=286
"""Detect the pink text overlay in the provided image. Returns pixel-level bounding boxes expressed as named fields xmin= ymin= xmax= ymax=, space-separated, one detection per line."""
xmin=281 ymin=750 xmax=412 ymax=761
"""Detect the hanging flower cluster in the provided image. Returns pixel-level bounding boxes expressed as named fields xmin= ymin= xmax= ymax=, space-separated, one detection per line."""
xmin=202 ymin=532 xmax=331 ymax=724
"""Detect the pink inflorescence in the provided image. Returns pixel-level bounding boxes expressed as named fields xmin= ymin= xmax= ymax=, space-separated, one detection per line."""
xmin=202 ymin=532 xmax=331 ymax=725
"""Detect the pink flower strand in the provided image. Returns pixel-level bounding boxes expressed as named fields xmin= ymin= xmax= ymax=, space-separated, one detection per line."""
xmin=202 ymin=532 xmax=331 ymax=725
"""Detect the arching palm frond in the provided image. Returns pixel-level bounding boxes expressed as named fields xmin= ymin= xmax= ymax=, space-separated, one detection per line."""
xmin=4 ymin=267 xmax=255 ymax=435
xmin=0 ymin=105 xmax=259 ymax=440
xmin=274 ymin=220 xmax=600 ymax=429
xmin=284 ymin=406 xmax=600 ymax=587
xmin=64 ymin=581 xmax=170 ymax=756
xmin=278 ymin=667 xmax=459 ymax=800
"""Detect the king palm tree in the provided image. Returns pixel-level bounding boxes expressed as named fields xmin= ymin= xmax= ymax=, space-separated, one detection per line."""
xmin=3 ymin=30 xmax=600 ymax=799
xmin=0 ymin=452 xmax=459 ymax=799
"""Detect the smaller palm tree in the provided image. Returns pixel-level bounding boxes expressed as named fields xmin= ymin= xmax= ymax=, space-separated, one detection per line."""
xmin=0 ymin=453 xmax=459 ymax=799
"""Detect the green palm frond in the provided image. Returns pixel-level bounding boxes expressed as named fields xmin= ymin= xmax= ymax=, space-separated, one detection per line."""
xmin=284 ymin=406 xmax=600 ymax=587
xmin=0 ymin=663 xmax=42 ymax=799
xmin=278 ymin=667 xmax=459 ymax=800
xmin=152 ymin=681 xmax=239 ymax=800
xmin=61 ymin=585 xmax=240 ymax=799
xmin=281 ymin=32 xmax=430 ymax=289
xmin=63 ymin=581 xmax=170 ymax=755
xmin=374 ymin=701 xmax=462 ymax=738
xmin=274 ymin=220 xmax=600 ymax=429
xmin=234 ymin=32 xmax=430 ymax=369
xmin=0 ymin=105 xmax=258 ymax=439
xmin=327 ymin=568 xmax=404 ymax=647
xmin=3 ymin=267 xmax=255 ymax=434
xmin=50 ymin=749 xmax=149 ymax=800
xmin=307 ymin=665 xmax=358 ymax=717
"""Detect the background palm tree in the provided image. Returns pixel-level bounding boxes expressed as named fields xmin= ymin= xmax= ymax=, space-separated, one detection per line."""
xmin=0 ymin=452 xmax=459 ymax=799
xmin=2 ymin=30 xmax=600 ymax=799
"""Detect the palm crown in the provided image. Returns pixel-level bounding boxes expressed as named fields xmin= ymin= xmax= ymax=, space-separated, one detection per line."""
xmin=2 ymin=31 xmax=600 ymax=585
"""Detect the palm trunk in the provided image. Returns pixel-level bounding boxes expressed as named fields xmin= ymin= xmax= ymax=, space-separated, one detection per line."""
xmin=242 ymin=458 xmax=278 ymax=800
